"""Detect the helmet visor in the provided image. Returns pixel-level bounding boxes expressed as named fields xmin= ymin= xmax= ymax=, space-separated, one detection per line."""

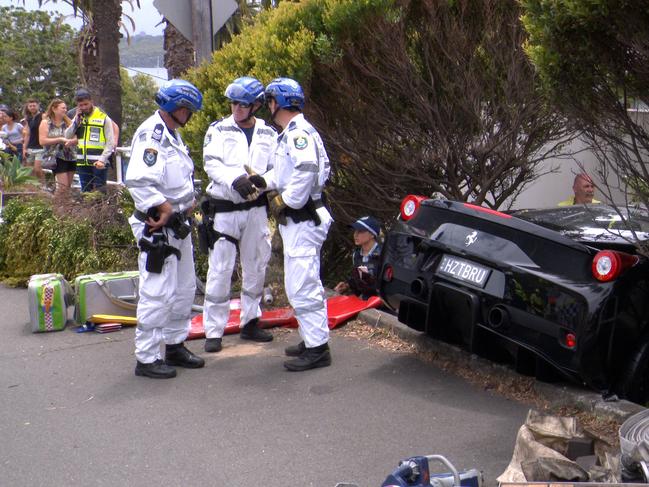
xmin=230 ymin=100 xmax=252 ymax=109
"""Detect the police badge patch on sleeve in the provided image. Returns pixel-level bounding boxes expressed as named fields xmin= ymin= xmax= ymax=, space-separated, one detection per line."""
xmin=143 ymin=148 xmax=158 ymax=166
xmin=293 ymin=136 xmax=308 ymax=150
xmin=203 ymin=132 xmax=212 ymax=147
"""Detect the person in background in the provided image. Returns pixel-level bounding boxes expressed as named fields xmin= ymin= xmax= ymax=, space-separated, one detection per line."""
xmin=0 ymin=109 xmax=6 ymax=151
xmin=1 ymin=108 xmax=25 ymax=162
xmin=262 ymin=77 xmax=334 ymax=372
xmin=21 ymin=98 xmax=43 ymax=177
xmin=125 ymin=79 xmax=205 ymax=379
xmin=201 ymin=76 xmax=276 ymax=353
xmin=558 ymin=173 xmax=601 ymax=206
xmin=67 ymin=88 xmax=117 ymax=192
xmin=334 ymin=216 xmax=382 ymax=300
xmin=38 ymin=99 xmax=77 ymax=196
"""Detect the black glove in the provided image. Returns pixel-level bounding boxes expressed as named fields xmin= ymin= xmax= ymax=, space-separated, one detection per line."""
xmin=232 ymin=175 xmax=256 ymax=199
xmin=248 ymin=174 xmax=267 ymax=189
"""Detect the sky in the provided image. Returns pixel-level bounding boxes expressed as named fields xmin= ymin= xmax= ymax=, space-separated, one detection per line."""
xmin=0 ymin=0 xmax=165 ymax=36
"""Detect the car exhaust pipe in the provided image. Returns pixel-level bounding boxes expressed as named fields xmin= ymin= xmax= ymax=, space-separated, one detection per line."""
xmin=410 ymin=278 xmax=428 ymax=298
xmin=487 ymin=305 xmax=509 ymax=329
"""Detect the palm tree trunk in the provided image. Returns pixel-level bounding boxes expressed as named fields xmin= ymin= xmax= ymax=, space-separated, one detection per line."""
xmin=81 ymin=29 xmax=101 ymax=97
xmin=163 ymin=19 xmax=195 ymax=79
xmin=93 ymin=0 xmax=123 ymax=128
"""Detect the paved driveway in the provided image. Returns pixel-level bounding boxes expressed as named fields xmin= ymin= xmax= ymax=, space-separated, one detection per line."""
xmin=0 ymin=284 xmax=529 ymax=486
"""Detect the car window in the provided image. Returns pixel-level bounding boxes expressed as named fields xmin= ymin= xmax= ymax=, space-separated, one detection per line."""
xmin=513 ymin=205 xmax=649 ymax=234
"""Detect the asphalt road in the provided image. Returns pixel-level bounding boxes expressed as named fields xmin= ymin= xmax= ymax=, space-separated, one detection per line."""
xmin=0 ymin=284 xmax=530 ymax=487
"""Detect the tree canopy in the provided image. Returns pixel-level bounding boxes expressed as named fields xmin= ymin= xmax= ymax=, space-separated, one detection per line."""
xmin=183 ymin=0 xmax=573 ymax=277
xmin=521 ymin=0 xmax=649 ymax=117
xmin=120 ymin=68 xmax=158 ymax=146
xmin=0 ymin=6 xmax=79 ymax=112
xmin=185 ymin=0 xmax=569 ymax=212
xmin=522 ymin=0 xmax=649 ymax=252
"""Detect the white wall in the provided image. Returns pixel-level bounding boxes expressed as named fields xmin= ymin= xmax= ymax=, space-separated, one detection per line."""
xmin=511 ymin=137 xmax=602 ymax=209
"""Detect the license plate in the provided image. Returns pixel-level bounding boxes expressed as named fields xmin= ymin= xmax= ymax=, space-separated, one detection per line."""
xmin=437 ymin=255 xmax=491 ymax=288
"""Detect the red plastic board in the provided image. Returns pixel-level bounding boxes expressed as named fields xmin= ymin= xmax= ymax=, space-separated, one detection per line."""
xmin=326 ymin=295 xmax=382 ymax=327
xmin=187 ymin=295 xmax=382 ymax=340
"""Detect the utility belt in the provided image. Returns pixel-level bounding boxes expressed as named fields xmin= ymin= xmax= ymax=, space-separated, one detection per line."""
xmin=195 ymin=198 xmax=241 ymax=254
xmin=133 ymin=209 xmax=193 ymax=240
xmin=203 ymin=193 xmax=268 ymax=215
xmin=285 ymin=198 xmax=324 ymax=226
xmin=194 ymin=193 xmax=267 ymax=254
xmin=134 ymin=209 xmax=193 ymax=273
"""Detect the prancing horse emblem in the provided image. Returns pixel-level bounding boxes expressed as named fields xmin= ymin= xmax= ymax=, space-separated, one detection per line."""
xmin=465 ymin=231 xmax=478 ymax=246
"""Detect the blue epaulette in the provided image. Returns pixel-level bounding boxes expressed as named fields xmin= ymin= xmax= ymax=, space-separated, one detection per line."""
xmin=256 ymin=127 xmax=276 ymax=137
xmin=209 ymin=116 xmax=226 ymax=128
xmin=151 ymin=123 xmax=164 ymax=142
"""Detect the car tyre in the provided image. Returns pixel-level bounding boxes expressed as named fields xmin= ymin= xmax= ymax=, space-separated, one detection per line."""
xmin=617 ymin=338 xmax=649 ymax=405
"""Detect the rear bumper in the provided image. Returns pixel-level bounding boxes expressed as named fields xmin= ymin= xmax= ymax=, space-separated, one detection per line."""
xmin=381 ymin=272 xmax=588 ymax=382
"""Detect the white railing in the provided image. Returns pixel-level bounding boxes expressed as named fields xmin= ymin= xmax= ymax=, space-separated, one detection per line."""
xmin=113 ymin=146 xmax=131 ymax=185
xmin=112 ymin=147 xmax=202 ymax=191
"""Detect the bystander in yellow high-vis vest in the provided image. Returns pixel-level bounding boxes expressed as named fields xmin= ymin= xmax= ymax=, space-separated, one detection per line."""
xmin=76 ymin=106 xmax=107 ymax=166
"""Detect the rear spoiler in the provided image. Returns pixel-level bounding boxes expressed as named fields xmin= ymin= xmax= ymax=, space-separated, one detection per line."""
xmin=423 ymin=199 xmax=592 ymax=254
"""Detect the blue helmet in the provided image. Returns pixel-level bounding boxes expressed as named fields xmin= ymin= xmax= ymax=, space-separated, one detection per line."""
xmin=264 ymin=77 xmax=304 ymax=111
xmin=155 ymin=79 xmax=203 ymax=113
xmin=225 ymin=77 xmax=265 ymax=105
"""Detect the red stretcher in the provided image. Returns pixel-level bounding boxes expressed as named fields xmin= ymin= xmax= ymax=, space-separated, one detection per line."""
xmin=187 ymin=295 xmax=382 ymax=340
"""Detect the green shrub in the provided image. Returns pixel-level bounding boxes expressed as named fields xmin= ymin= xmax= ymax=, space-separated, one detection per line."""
xmin=121 ymin=68 xmax=159 ymax=146
xmin=183 ymin=0 xmax=394 ymax=170
xmin=0 ymin=153 xmax=39 ymax=189
xmin=0 ymin=191 xmax=138 ymax=286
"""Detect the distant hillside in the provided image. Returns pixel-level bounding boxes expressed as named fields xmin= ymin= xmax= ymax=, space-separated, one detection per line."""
xmin=120 ymin=34 xmax=164 ymax=68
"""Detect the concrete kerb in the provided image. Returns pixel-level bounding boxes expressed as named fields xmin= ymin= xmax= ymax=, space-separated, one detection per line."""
xmin=356 ymin=308 xmax=646 ymax=422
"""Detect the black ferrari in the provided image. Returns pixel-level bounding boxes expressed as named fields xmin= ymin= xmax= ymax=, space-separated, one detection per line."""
xmin=378 ymin=197 xmax=649 ymax=404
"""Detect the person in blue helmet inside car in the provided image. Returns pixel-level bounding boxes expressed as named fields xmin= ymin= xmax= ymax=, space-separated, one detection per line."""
xmin=125 ymin=79 xmax=205 ymax=379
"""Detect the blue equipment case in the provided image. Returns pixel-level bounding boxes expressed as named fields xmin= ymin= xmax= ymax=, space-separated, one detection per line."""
xmin=381 ymin=455 xmax=482 ymax=487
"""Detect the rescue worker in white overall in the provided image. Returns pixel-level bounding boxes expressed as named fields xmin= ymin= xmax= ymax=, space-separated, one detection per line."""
xmin=261 ymin=78 xmax=334 ymax=371
xmin=201 ymin=77 xmax=276 ymax=353
xmin=125 ymin=79 xmax=205 ymax=379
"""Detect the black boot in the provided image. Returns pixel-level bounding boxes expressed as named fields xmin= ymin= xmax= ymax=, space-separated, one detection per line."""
xmin=284 ymin=343 xmax=331 ymax=371
xmin=240 ymin=318 xmax=273 ymax=342
xmin=135 ymin=359 xmax=177 ymax=379
xmin=285 ymin=341 xmax=306 ymax=357
xmin=165 ymin=342 xmax=205 ymax=368
xmin=204 ymin=337 xmax=222 ymax=353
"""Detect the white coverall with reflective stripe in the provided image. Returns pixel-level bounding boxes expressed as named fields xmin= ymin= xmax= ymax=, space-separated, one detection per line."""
xmin=202 ymin=116 xmax=276 ymax=338
xmin=125 ymin=111 xmax=197 ymax=364
xmin=265 ymin=113 xmax=332 ymax=348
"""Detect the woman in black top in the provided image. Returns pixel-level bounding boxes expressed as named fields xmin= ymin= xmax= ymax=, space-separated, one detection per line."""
xmin=22 ymin=98 xmax=43 ymax=172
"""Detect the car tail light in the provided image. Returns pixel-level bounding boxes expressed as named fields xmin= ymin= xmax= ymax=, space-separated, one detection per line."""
xmin=383 ymin=265 xmax=393 ymax=282
xmin=592 ymin=250 xmax=639 ymax=282
xmin=463 ymin=203 xmax=512 ymax=219
xmin=400 ymin=195 xmax=427 ymax=221
xmin=565 ymin=333 xmax=577 ymax=349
